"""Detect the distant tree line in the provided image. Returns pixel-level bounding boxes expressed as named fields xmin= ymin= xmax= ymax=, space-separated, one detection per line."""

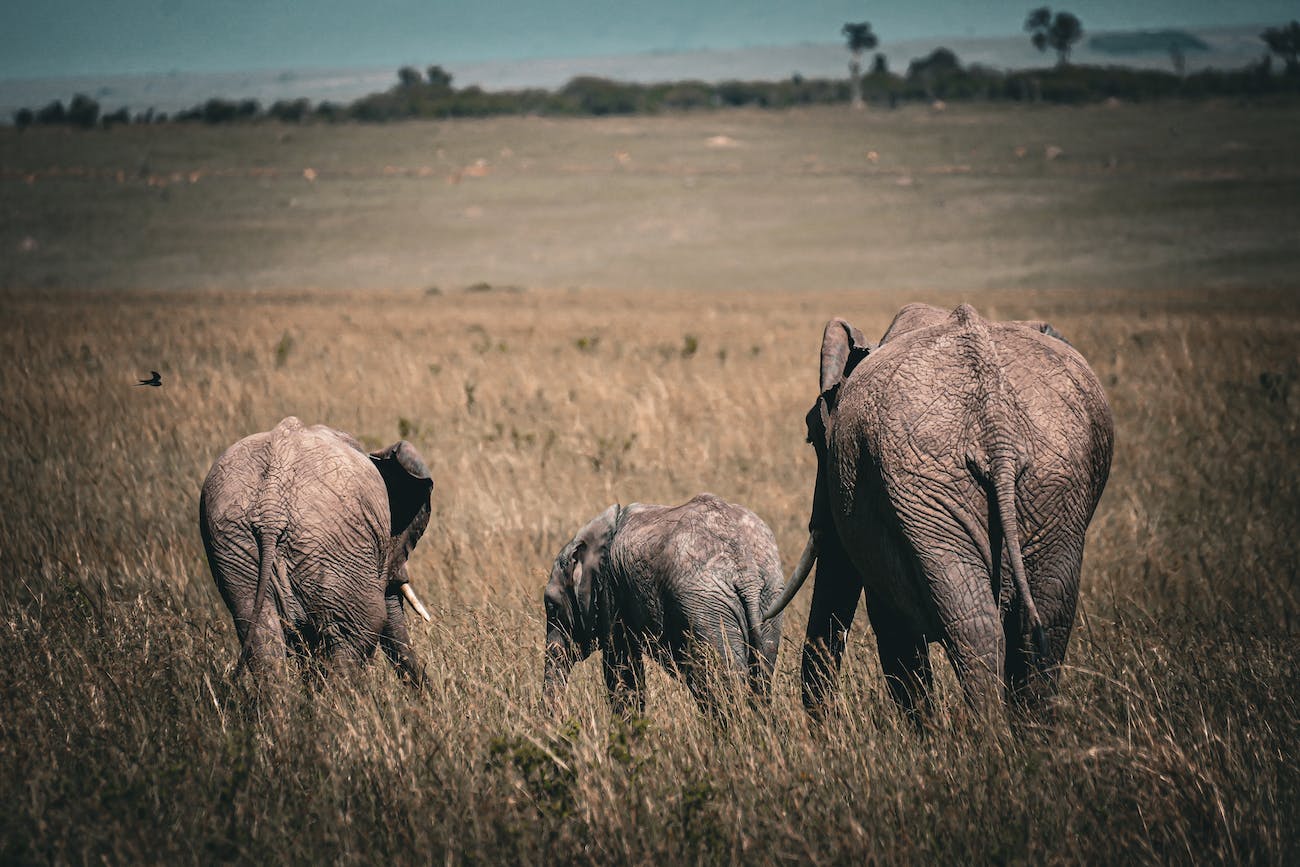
xmin=11 ymin=22 xmax=1300 ymax=129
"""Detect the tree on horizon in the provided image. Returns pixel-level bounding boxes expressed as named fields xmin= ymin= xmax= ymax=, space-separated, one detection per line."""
xmin=1025 ymin=7 xmax=1083 ymax=66
xmin=67 ymin=94 xmax=100 ymax=129
xmin=426 ymin=65 xmax=454 ymax=90
xmin=842 ymin=21 xmax=879 ymax=108
xmin=1261 ymin=21 xmax=1300 ymax=74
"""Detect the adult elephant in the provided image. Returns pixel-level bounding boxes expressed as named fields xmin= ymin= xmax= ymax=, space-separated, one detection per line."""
xmin=200 ymin=416 xmax=435 ymax=687
xmin=543 ymin=494 xmax=785 ymax=716
xmin=766 ymin=304 xmax=1113 ymax=723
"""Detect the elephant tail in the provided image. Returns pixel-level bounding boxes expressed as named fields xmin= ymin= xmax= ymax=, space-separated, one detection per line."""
xmin=955 ymin=304 xmax=1048 ymax=669
xmin=991 ymin=450 xmax=1048 ymax=669
xmin=234 ymin=530 xmax=279 ymax=679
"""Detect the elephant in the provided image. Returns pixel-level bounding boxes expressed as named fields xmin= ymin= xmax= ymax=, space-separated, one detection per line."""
xmin=199 ymin=416 xmax=435 ymax=687
xmin=765 ymin=303 xmax=1113 ymax=724
xmin=543 ymin=494 xmax=785 ymax=716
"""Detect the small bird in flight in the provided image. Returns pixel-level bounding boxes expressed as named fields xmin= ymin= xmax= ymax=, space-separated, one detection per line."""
xmin=136 ymin=371 xmax=162 ymax=387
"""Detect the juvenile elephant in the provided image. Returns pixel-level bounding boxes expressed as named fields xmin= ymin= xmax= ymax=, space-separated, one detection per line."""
xmin=766 ymin=304 xmax=1113 ymax=723
xmin=200 ymin=416 xmax=435 ymax=686
xmin=543 ymin=494 xmax=785 ymax=715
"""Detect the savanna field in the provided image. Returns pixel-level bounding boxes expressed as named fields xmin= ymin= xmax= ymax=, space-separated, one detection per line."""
xmin=1 ymin=102 xmax=1298 ymax=863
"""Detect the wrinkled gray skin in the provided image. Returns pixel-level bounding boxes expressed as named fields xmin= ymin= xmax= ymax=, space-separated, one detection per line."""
xmin=544 ymin=494 xmax=785 ymax=716
xmin=200 ymin=416 xmax=434 ymax=687
xmin=768 ymin=304 xmax=1113 ymax=724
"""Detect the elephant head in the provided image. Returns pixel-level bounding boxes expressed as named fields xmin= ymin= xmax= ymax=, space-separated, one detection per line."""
xmin=369 ymin=440 xmax=434 ymax=621
xmin=543 ymin=504 xmax=620 ymax=698
xmin=764 ymin=318 xmax=871 ymax=620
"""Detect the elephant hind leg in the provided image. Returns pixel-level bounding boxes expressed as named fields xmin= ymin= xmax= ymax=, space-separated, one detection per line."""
xmin=1003 ymin=605 xmax=1057 ymax=726
xmin=1004 ymin=558 xmax=1080 ymax=724
xmin=932 ymin=562 xmax=1006 ymax=723
xmin=227 ymin=574 xmax=288 ymax=675
xmin=244 ymin=611 xmax=288 ymax=674
xmin=672 ymin=619 xmax=748 ymax=719
xmin=747 ymin=620 xmax=780 ymax=703
xmin=321 ymin=619 xmax=383 ymax=669
xmin=311 ymin=573 xmax=388 ymax=667
xmin=864 ymin=600 xmax=933 ymax=729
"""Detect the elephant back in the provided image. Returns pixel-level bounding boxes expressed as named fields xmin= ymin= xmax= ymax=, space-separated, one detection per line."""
xmin=201 ymin=418 xmax=389 ymax=584
xmin=989 ymin=321 xmax=1114 ymax=499
xmin=829 ymin=307 xmax=1113 ymax=540
xmin=274 ymin=422 xmax=390 ymax=550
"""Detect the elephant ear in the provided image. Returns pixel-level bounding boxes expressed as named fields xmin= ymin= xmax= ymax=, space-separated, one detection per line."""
xmin=370 ymin=441 xmax=434 ymax=542
xmin=570 ymin=553 xmax=593 ymax=636
xmin=1013 ymin=319 xmax=1072 ymax=347
xmin=571 ymin=504 xmax=620 ymax=641
xmin=819 ymin=317 xmax=871 ymax=399
xmin=318 ymin=424 xmax=366 ymax=453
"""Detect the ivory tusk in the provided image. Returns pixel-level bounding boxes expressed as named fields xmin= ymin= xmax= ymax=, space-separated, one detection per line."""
xmin=763 ymin=532 xmax=821 ymax=622
xmin=400 ymin=583 xmax=431 ymax=623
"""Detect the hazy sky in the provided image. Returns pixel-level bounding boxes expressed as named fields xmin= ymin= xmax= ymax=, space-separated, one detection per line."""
xmin=3 ymin=0 xmax=1294 ymax=79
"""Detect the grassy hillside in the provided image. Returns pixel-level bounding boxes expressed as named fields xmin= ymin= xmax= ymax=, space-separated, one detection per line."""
xmin=0 ymin=104 xmax=1297 ymax=863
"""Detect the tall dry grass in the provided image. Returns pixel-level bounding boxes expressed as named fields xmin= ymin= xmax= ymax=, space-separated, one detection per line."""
xmin=0 ymin=285 xmax=1296 ymax=864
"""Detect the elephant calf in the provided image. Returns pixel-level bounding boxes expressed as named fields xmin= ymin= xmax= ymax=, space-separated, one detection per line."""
xmin=200 ymin=416 xmax=435 ymax=686
xmin=543 ymin=494 xmax=785 ymax=716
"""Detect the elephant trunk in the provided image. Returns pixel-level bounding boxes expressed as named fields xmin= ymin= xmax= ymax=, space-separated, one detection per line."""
xmin=763 ymin=531 xmax=821 ymax=621
xmin=543 ymin=634 xmax=576 ymax=703
xmin=400 ymin=582 xmax=431 ymax=622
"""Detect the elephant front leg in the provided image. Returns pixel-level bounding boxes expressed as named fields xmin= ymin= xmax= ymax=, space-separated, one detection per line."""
xmin=800 ymin=536 xmax=863 ymax=720
xmin=380 ymin=591 xmax=429 ymax=690
xmin=602 ymin=629 xmax=646 ymax=719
